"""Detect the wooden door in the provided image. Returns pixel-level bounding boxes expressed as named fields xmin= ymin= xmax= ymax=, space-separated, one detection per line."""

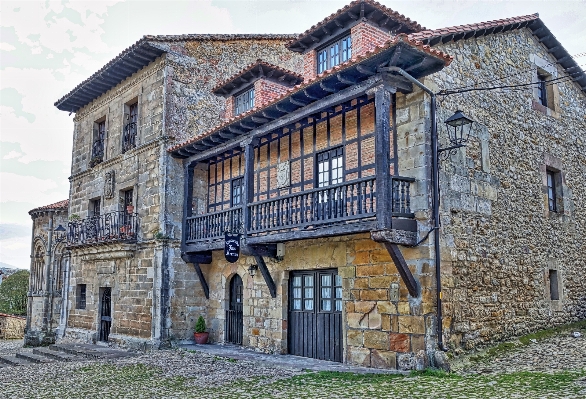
xmin=99 ymin=287 xmax=112 ymax=342
xmin=225 ymin=274 xmax=243 ymax=344
xmin=288 ymin=269 xmax=342 ymax=362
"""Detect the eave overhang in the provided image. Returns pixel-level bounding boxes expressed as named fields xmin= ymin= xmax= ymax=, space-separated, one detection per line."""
xmin=213 ymin=60 xmax=304 ymax=98
xmin=287 ymin=0 xmax=425 ymax=54
xmin=409 ymin=14 xmax=586 ymax=94
xmin=170 ymin=35 xmax=452 ymax=159
xmin=54 ymin=41 xmax=166 ymax=113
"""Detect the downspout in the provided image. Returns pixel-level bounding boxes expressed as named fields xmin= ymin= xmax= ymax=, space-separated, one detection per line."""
xmin=58 ymin=253 xmax=71 ymax=339
xmin=379 ymin=67 xmax=447 ymax=351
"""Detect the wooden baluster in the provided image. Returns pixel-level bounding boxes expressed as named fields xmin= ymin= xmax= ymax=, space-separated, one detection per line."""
xmin=401 ymin=181 xmax=406 ymax=214
xmin=369 ymin=179 xmax=374 ymax=213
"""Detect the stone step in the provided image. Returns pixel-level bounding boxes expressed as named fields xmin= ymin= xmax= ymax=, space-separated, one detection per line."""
xmin=33 ymin=347 xmax=83 ymax=362
xmin=0 ymin=355 xmax=34 ymax=366
xmin=15 ymin=352 xmax=53 ymax=364
xmin=49 ymin=343 xmax=135 ymax=360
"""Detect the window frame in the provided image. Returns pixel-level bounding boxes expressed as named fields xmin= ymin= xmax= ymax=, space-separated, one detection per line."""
xmin=231 ymin=177 xmax=244 ymax=207
xmin=76 ymin=284 xmax=87 ymax=310
xmin=546 ymin=169 xmax=557 ymax=212
xmin=537 ymin=73 xmax=548 ymax=107
xmin=234 ymin=87 xmax=255 ymax=116
xmin=316 ymin=147 xmax=344 ymax=188
xmin=317 ymin=34 xmax=352 ymax=74
xmin=90 ymin=198 xmax=101 ymax=217
xmin=122 ymin=100 xmax=139 ymax=153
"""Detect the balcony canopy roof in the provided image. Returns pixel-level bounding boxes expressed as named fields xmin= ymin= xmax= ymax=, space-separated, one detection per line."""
xmin=170 ymin=34 xmax=452 ymax=158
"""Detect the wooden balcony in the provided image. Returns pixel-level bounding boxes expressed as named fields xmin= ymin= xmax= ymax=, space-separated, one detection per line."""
xmin=184 ymin=176 xmax=415 ymax=251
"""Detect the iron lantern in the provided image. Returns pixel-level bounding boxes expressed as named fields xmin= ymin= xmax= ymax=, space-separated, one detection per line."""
xmin=444 ymin=110 xmax=474 ymax=147
xmin=248 ymin=264 xmax=258 ymax=277
xmin=54 ymin=224 xmax=66 ymax=232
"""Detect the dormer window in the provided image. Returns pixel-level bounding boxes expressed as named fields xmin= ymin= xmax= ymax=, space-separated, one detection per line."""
xmin=317 ymin=35 xmax=352 ymax=74
xmin=234 ymin=87 xmax=255 ymax=116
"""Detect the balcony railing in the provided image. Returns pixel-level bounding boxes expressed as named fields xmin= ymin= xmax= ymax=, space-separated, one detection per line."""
xmin=249 ymin=176 xmax=376 ymax=234
xmin=185 ymin=176 xmax=415 ymax=244
xmin=186 ymin=207 xmax=242 ymax=242
xmin=67 ymin=211 xmax=138 ymax=247
xmin=122 ymin=122 xmax=137 ymax=153
xmin=90 ymin=138 xmax=104 ymax=167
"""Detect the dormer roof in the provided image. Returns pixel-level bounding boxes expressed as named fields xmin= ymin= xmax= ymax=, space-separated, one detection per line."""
xmin=287 ymin=0 xmax=425 ymax=53
xmin=212 ymin=60 xmax=303 ymax=98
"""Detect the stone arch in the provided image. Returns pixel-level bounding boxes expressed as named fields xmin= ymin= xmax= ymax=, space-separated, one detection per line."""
xmin=31 ymin=238 xmax=46 ymax=293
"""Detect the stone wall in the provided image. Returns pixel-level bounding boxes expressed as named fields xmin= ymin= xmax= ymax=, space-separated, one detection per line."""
xmin=422 ymin=28 xmax=586 ymax=350
xmin=0 ymin=314 xmax=26 ymax=339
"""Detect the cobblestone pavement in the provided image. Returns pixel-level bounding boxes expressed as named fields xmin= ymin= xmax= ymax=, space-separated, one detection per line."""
xmin=0 ymin=334 xmax=584 ymax=398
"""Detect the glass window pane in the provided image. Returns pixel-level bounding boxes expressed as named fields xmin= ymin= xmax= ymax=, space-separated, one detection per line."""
xmin=322 ymin=287 xmax=332 ymax=299
xmin=335 ymin=275 xmax=342 ymax=286
xmin=293 ymin=287 xmax=302 ymax=298
xmin=335 ymin=287 xmax=342 ymax=299
xmin=304 ymin=287 xmax=313 ymax=299
xmin=321 ymin=275 xmax=331 ymax=286
xmin=322 ymin=299 xmax=332 ymax=311
xmin=304 ymin=275 xmax=313 ymax=286
xmin=293 ymin=299 xmax=302 ymax=310
xmin=293 ymin=276 xmax=302 ymax=287
xmin=305 ymin=299 xmax=314 ymax=310
xmin=335 ymin=300 xmax=343 ymax=312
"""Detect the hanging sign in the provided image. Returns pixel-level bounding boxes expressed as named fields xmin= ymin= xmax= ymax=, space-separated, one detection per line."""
xmin=224 ymin=233 xmax=240 ymax=263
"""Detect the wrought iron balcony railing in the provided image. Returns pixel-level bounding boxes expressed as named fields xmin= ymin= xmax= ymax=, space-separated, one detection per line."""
xmin=122 ymin=122 xmax=137 ymax=153
xmin=90 ymin=138 xmax=104 ymax=167
xmin=185 ymin=176 xmax=415 ymax=244
xmin=67 ymin=211 xmax=138 ymax=247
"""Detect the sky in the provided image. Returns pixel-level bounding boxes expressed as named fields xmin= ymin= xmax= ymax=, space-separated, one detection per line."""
xmin=1 ymin=0 xmax=585 ymax=269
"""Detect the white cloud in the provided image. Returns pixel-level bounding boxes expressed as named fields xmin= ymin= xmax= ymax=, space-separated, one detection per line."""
xmin=0 ymin=42 xmax=16 ymax=51
xmin=3 ymin=151 xmax=23 ymax=160
xmin=0 ymin=172 xmax=60 ymax=204
xmin=0 ymin=235 xmax=32 ymax=269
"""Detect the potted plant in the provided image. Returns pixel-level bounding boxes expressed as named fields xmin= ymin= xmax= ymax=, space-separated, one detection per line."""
xmin=193 ymin=316 xmax=209 ymax=344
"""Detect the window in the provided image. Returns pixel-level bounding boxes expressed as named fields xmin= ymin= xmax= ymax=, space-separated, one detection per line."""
xmin=231 ymin=177 xmax=243 ymax=206
xmin=546 ymin=170 xmax=557 ymax=212
xmin=537 ymin=73 xmax=548 ymax=107
xmin=76 ymin=284 xmax=87 ymax=309
xmin=549 ymin=269 xmax=559 ymax=300
xmin=317 ymin=147 xmax=344 ymax=188
xmin=123 ymin=101 xmax=138 ymax=153
xmin=123 ymin=189 xmax=134 ymax=210
xmin=234 ymin=88 xmax=254 ymax=115
xmin=317 ymin=35 xmax=352 ymax=74
xmin=90 ymin=198 xmax=101 ymax=217
xmin=90 ymin=119 xmax=106 ymax=167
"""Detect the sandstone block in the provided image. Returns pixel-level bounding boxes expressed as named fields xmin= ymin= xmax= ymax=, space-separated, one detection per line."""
xmin=398 ymin=316 xmax=425 ymax=334
xmin=361 ymin=289 xmax=388 ymax=301
xmin=363 ymin=330 xmax=389 ymax=350
xmin=389 ymin=333 xmax=410 ymax=352
xmin=376 ymin=301 xmax=397 ymax=314
xmin=347 ymin=346 xmax=371 ymax=367
xmin=356 ymin=264 xmax=384 ymax=276
xmin=346 ymin=329 xmax=363 ymax=346
xmin=371 ymin=349 xmax=397 ymax=369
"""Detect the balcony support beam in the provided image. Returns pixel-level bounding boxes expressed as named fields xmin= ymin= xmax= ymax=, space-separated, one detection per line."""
xmin=373 ymin=83 xmax=395 ymax=230
xmin=181 ymin=252 xmax=212 ymax=299
xmin=252 ymin=253 xmax=276 ymax=298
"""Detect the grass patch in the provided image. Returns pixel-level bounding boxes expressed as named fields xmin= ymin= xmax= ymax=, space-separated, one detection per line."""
xmin=519 ymin=320 xmax=586 ymax=345
xmin=410 ymin=368 xmax=460 ymax=378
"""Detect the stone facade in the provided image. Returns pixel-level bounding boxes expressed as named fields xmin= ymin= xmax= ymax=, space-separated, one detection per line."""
xmin=0 ymin=314 xmax=26 ymax=339
xmin=25 ymin=200 xmax=69 ymax=346
xmin=30 ymin=1 xmax=585 ymax=371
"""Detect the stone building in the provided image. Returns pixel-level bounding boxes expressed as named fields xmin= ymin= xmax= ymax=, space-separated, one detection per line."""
xmin=0 ymin=314 xmax=27 ymax=340
xmin=28 ymin=0 xmax=585 ymax=370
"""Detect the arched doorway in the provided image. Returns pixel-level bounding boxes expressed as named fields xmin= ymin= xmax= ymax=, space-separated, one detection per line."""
xmin=225 ymin=274 xmax=243 ymax=344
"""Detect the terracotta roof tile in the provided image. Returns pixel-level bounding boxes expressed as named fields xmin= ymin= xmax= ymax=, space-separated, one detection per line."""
xmin=408 ymin=14 xmax=539 ymax=41
xmin=54 ymin=34 xmax=298 ymax=110
xmin=29 ymin=199 xmax=69 ymax=214
xmin=212 ymin=59 xmax=303 ymax=95
xmin=287 ymin=0 xmax=425 ymax=49
xmin=169 ymin=34 xmax=452 ymax=153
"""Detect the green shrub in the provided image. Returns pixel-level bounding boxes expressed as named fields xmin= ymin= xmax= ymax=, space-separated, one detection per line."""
xmin=194 ymin=316 xmax=206 ymax=333
xmin=0 ymin=270 xmax=29 ymax=315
